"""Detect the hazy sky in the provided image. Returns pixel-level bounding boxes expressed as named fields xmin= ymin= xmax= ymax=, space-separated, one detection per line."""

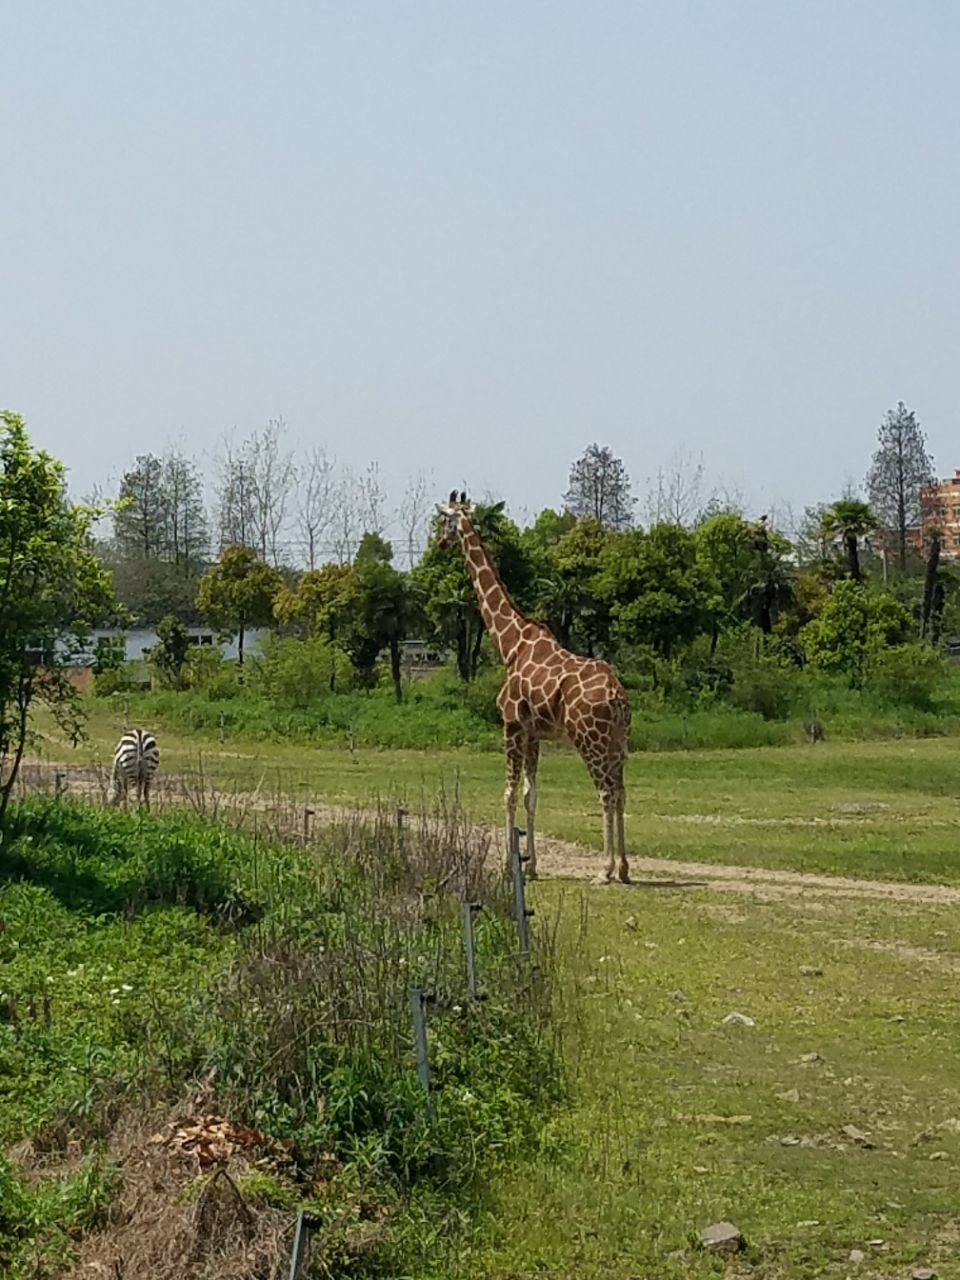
xmin=3 ymin=2 xmax=959 ymax=539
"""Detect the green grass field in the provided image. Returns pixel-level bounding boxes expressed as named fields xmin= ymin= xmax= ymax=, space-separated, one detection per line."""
xmin=33 ymin=698 xmax=960 ymax=885
xmin=467 ymin=880 xmax=960 ymax=1278
xmin=15 ymin=704 xmax=960 ymax=1276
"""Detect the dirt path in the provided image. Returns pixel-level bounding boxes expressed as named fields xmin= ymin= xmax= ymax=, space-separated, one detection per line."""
xmin=19 ymin=758 xmax=960 ymax=907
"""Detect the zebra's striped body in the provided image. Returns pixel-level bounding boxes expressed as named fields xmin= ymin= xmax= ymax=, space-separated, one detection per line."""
xmin=108 ymin=729 xmax=160 ymax=810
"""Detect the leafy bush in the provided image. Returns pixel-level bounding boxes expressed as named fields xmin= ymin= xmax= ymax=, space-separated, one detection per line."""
xmin=866 ymin=643 xmax=946 ymax=710
xmin=250 ymin=633 xmax=353 ymax=708
xmin=726 ymin=651 xmax=800 ymax=721
xmin=93 ymin=662 xmax=148 ymax=697
xmin=183 ymin=647 xmax=241 ymax=699
xmin=461 ymin=665 xmax=505 ymax=727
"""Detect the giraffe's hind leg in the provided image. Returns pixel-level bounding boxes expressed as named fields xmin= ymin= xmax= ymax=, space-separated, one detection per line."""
xmin=502 ymin=722 xmax=524 ymax=877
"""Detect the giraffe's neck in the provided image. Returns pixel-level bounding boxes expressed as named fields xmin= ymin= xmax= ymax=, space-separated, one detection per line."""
xmin=459 ymin=521 xmax=526 ymax=662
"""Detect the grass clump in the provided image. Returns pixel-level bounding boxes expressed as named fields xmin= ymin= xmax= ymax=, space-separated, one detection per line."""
xmin=0 ymin=798 xmax=561 ymax=1278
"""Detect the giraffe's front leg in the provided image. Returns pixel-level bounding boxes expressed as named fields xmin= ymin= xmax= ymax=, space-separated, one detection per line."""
xmin=503 ymin=723 xmax=524 ymax=877
xmin=523 ymin=736 xmax=540 ymax=880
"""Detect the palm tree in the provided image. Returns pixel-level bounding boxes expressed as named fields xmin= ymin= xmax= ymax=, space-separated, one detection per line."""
xmin=820 ymin=500 xmax=877 ymax=582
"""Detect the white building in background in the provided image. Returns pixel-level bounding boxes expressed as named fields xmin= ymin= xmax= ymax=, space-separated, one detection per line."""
xmin=84 ymin=626 xmax=267 ymax=664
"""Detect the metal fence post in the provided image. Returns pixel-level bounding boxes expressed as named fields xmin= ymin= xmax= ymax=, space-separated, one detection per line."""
xmin=302 ymin=807 xmax=314 ymax=845
xmin=511 ymin=826 xmax=533 ymax=957
xmin=396 ymin=804 xmax=409 ymax=853
xmin=463 ymin=901 xmax=482 ymax=998
xmin=219 ymin=711 xmax=225 ymax=745
xmin=288 ymin=1209 xmax=322 ymax=1279
xmin=411 ymin=986 xmax=432 ymax=1114
xmin=54 ymin=771 xmax=64 ymax=801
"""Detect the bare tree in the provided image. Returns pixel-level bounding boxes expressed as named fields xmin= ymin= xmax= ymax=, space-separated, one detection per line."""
xmin=358 ymin=460 xmax=386 ymax=536
xmin=216 ymin=435 xmax=255 ymax=550
xmin=396 ymin=468 xmax=432 ymax=568
xmin=643 ymin=450 xmax=711 ymax=527
xmin=329 ymin=467 xmax=362 ymax=565
xmin=248 ymin=418 xmax=297 ymax=565
xmin=216 ymin=420 xmax=296 ymax=564
xmin=296 ymin=446 xmax=336 ymax=570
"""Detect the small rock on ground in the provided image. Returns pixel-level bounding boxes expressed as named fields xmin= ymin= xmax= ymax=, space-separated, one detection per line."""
xmin=799 ymin=964 xmax=823 ymax=977
xmin=699 ymin=1221 xmax=744 ymax=1253
xmin=911 ymin=1269 xmax=937 ymax=1280
xmin=722 ymin=1011 xmax=755 ymax=1027
xmin=849 ymin=1249 xmax=865 ymax=1264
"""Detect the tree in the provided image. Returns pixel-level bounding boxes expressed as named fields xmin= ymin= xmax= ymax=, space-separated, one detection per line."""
xmin=216 ymin=420 xmax=295 ymax=564
xmin=597 ymin=523 xmax=711 ymax=659
xmin=350 ymin=535 xmax=413 ymax=701
xmin=801 ymin=580 xmax=911 ymax=687
xmin=296 ymin=447 xmax=336 ymax=571
xmin=920 ymin=528 xmax=942 ymax=642
xmin=820 ymin=500 xmax=877 ymax=582
xmin=113 ymin=454 xmax=169 ymax=560
xmin=547 ymin=516 xmax=612 ymax=653
xmin=397 ymin=469 xmax=432 ymax=570
xmin=274 ymin=562 xmax=357 ymax=690
xmin=149 ymin=614 xmax=191 ymax=688
xmin=196 ymin=544 xmax=282 ymax=667
xmin=0 ymin=412 xmax=116 ymax=824
xmin=563 ymin=444 xmax=636 ymax=530
xmin=866 ymin=401 xmax=936 ymax=571
xmin=161 ymin=451 xmax=209 ymax=572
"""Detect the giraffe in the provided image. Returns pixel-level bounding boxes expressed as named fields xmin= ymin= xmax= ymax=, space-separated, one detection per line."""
xmin=437 ymin=491 xmax=631 ymax=884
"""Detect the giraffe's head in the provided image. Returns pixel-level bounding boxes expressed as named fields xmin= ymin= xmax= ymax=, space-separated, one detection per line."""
xmin=436 ymin=489 xmax=471 ymax=548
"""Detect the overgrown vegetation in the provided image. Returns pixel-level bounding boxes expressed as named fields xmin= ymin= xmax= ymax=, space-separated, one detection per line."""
xmin=0 ymin=799 xmax=560 ymax=1277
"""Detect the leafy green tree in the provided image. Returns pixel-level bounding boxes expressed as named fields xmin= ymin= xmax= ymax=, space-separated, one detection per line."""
xmin=274 ymin=562 xmax=357 ymax=689
xmin=820 ymin=500 xmax=877 ymax=582
xmin=548 ymin=517 xmax=613 ymax=653
xmin=563 ymin=444 xmax=636 ymax=529
xmin=866 ymin=401 xmax=936 ymax=571
xmin=196 ymin=544 xmax=282 ymax=667
xmin=801 ymin=580 xmax=911 ymax=686
xmin=598 ymin=523 xmax=711 ymax=659
xmin=149 ymin=614 xmax=191 ymax=688
xmin=0 ymin=412 xmax=116 ymax=823
xmin=349 ymin=536 xmax=414 ymax=701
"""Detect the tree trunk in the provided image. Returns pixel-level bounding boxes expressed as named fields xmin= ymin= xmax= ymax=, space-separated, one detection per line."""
xmin=932 ymin=579 xmax=946 ymax=645
xmin=845 ymin=533 xmax=861 ymax=582
xmin=237 ymin=617 xmax=245 ymax=678
xmin=470 ymin=620 xmax=485 ymax=679
xmin=709 ymin=622 xmax=719 ymax=656
xmin=0 ymin=672 xmax=31 ymax=829
xmin=328 ymin=616 xmax=337 ymax=691
xmin=389 ymin=635 xmax=402 ymax=704
xmin=456 ymin=612 xmax=470 ymax=682
xmin=920 ymin=533 xmax=941 ymax=640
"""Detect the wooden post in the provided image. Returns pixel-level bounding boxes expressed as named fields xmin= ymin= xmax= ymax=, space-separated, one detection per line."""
xmin=511 ymin=827 xmax=532 ymax=957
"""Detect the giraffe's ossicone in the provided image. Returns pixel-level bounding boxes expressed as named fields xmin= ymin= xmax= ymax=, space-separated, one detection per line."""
xmin=437 ymin=491 xmax=630 ymax=884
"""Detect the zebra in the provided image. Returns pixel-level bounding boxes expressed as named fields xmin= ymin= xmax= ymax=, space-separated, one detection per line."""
xmin=107 ymin=729 xmax=160 ymax=810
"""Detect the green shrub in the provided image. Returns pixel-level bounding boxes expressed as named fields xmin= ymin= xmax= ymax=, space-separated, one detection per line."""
xmin=184 ymin=647 xmax=241 ymax=699
xmin=726 ymin=652 xmax=800 ymax=721
xmin=250 ymin=633 xmax=353 ymax=707
xmin=461 ymin=665 xmax=505 ymax=727
xmin=866 ymin=643 xmax=946 ymax=710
